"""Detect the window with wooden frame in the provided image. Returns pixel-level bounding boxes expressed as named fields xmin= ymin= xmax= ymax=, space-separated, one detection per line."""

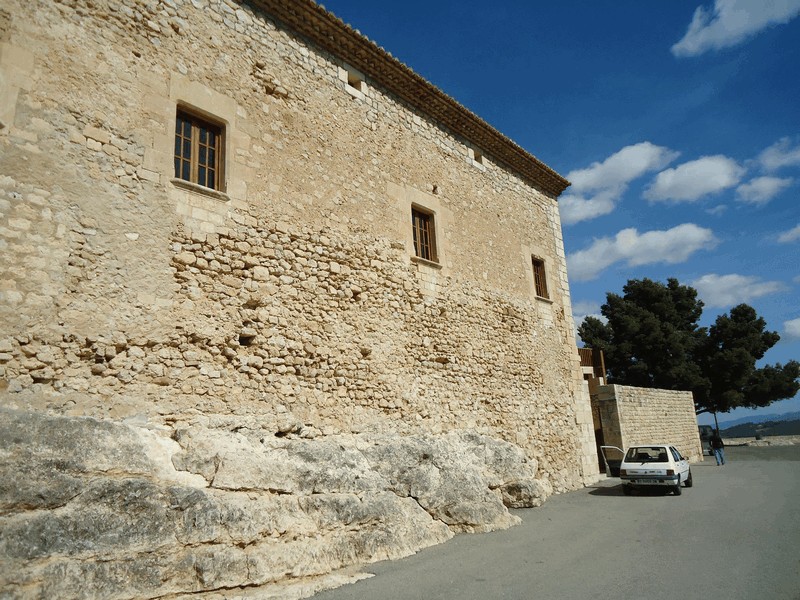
xmin=411 ymin=206 xmax=437 ymax=262
xmin=532 ymin=257 xmax=549 ymax=299
xmin=174 ymin=109 xmax=224 ymax=191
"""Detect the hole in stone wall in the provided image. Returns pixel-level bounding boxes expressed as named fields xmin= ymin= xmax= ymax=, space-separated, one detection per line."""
xmin=239 ymin=334 xmax=255 ymax=346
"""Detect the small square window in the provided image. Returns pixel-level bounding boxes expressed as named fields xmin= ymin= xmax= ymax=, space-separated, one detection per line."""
xmin=174 ymin=109 xmax=225 ymax=191
xmin=412 ymin=207 xmax=437 ymax=262
xmin=532 ymin=257 xmax=549 ymax=299
xmin=347 ymin=71 xmax=363 ymax=92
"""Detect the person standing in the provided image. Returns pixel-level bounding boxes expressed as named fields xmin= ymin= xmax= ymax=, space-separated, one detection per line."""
xmin=710 ymin=430 xmax=726 ymax=466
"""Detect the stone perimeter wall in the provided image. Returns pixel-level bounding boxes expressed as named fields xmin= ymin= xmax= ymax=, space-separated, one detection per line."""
xmin=0 ymin=0 xmax=596 ymax=490
xmin=594 ymin=385 xmax=702 ymax=462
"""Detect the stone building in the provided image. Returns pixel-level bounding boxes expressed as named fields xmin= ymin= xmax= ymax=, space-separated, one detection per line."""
xmin=0 ymin=0 xmax=597 ymax=490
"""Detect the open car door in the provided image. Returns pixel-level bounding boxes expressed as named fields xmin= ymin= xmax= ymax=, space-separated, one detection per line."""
xmin=600 ymin=445 xmax=624 ymax=477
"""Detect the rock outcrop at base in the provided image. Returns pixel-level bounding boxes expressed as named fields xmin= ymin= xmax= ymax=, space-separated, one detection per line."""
xmin=0 ymin=407 xmax=551 ymax=599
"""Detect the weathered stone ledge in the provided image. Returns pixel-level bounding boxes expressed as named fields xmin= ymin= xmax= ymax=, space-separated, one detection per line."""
xmin=0 ymin=403 xmax=551 ymax=599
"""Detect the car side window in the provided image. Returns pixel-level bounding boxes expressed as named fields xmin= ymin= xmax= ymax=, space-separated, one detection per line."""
xmin=670 ymin=447 xmax=681 ymax=461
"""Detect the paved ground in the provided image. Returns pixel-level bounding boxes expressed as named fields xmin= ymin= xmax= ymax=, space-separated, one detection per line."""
xmin=313 ymin=445 xmax=800 ymax=600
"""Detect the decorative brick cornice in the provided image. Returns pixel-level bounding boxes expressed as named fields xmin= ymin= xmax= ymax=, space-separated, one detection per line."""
xmin=245 ymin=0 xmax=571 ymax=197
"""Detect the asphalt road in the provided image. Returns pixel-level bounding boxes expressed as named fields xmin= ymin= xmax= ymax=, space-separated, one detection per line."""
xmin=313 ymin=445 xmax=800 ymax=600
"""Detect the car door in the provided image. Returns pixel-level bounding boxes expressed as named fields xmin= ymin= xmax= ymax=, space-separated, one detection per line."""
xmin=670 ymin=446 xmax=689 ymax=481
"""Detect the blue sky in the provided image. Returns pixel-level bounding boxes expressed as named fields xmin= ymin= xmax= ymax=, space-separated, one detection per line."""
xmin=318 ymin=0 xmax=800 ymax=424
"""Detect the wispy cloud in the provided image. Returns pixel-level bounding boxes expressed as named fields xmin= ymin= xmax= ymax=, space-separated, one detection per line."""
xmin=706 ymin=204 xmax=728 ymax=216
xmin=571 ymin=300 xmax=603 ymax=324
xmin=645 ymin=155 xmax=744 ymax=202
xmin=672 ymin=0 xmax=800 ymax=58
xmin=778 ymin=223 xmax=800 ymax=243
xmin=736 ymin=176 xmax=793 ymax=204
xmin=692 ymin=273 xmax=788 ymax=307
xmin=567 ymin=223 xmax=717 ymax=281
xmin=758 ymin=137 xmax=800 ymax=171
xmin=559 ymin=142 xmax=679 ymax=225
xmin=785 ymin=318 xmax=800 ymax=340
xmin=570 ymin=301 xmax=606 ymax=339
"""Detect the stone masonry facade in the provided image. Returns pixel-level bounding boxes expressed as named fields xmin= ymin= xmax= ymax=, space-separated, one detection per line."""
xmin=0 ymin=0 xmax=597 ymax=491
xmin=592 ymin=385 xmax=703 ymax=463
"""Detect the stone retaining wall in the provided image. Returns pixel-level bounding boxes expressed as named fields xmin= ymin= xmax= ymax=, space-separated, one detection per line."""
xmin=593 ymin=384 xmax=703 ymax=462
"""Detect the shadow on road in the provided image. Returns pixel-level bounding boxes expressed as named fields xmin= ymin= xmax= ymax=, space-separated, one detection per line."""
xmin=587 ymin=483 xmax=625 ymax=496
xmin=587 ymin=483 xmax=675 ymax=497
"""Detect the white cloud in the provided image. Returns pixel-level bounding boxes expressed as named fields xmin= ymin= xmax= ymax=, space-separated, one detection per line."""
xmin=785 ymin=317 xmax=800 ymax=340
xmin=572 ymin=302 xmax=608 ymax=339
xmin=560 ymin=142 xmax=679 ymax=225
xmin=644 ymin=155 xmax=745 ymax=202
xmin=567 ymin=143 xmax=680 ymax=192
xmin=559 ymin=192 xmax=617 ymax=225
xmin=571 ymin=301 xmax=603 ymax=324
xmin=759 ymin=137 xmax=800 ymax=171
xmin=736 ymin=176 xmax=793 ymax=204
xmin=672 ymin=0 xmax=800 ymax=58
xmin=570 ymin=301 xmax=605 ymax=339
xmin=778 ymin=223 xmax=800 ymax=243
xmin=567 ymin=223 xmax=717 ymax=281
xmin=692 ymin=273 xmax=788 ymax=307
xmin=706 ymin=204 xmax=728 ymax=216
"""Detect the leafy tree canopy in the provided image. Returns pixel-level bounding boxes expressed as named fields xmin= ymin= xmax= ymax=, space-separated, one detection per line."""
xmin=578 ymin=278 xmax=800 ymax=416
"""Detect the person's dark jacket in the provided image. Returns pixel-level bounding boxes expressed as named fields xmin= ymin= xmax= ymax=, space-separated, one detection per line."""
xmin=710 ymin=433 xmax=725 ymax=449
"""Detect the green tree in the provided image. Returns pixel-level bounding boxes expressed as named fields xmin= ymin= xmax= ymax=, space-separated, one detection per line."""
xmin=697 ymin=304 xmax=799 ymax=415
xmin=578 ymin=278 xmax=800 ymax=417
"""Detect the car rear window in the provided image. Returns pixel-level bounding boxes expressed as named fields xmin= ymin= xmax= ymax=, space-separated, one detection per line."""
xmin=625 ymin=447 xmax=669 ymax=462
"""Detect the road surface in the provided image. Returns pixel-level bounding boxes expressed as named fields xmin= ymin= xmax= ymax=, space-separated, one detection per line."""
xmin=313 ymin=445 xmax=800 ymax=600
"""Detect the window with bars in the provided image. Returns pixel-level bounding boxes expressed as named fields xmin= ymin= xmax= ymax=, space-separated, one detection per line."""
xmin=411 ymin=207 xmax=437 ymax=262
xmin=174 ymin=110 xmax=224 ymax=191
xmin=532 ymin=257 xmax=549 ymax=299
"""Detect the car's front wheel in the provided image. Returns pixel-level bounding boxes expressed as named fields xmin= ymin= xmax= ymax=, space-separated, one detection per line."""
xmin=685 ymin=469 xmax=693 ymax=488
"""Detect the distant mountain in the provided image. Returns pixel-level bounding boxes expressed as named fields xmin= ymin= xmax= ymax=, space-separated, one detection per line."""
xmin=716 ymin=411 xmax=800 ymax=429
xmin=721 ymin=419 xmax=800 ymax=438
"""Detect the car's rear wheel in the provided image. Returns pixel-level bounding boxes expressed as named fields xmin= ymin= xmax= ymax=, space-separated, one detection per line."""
xmin=685 ymin=469 xmax=693 ymax=488
xmin=622 ymin=484 xmax=632 ymax=496
xmin=673 ymin=477 xmax=682 ymax=495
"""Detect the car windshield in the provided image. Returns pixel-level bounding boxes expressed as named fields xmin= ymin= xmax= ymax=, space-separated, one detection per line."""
xmin=625 ymin=446 xmax=669 ymax=463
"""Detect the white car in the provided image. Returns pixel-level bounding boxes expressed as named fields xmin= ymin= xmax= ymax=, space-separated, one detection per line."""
xmin=618 ymin=444 xmax=692 ymax=496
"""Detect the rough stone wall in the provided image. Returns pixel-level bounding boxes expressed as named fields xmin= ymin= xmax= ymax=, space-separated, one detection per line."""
xmin=593 ymin=385 xmax=703 ymax=462
xmin=0 ymin=0 xmax=596 ymax=490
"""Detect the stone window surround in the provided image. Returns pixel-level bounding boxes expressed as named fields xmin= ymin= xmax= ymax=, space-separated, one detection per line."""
xmin=521 ymin=244 xmax=554 ymax=305
xmin=467 ymin=147 xmax=486 ymax=171
xmin=138 ymin=73 xmax=251 ymax=235
xmin=388 ymin=182 xmax=449 ymax=273
xmin=144 ymin=73 xmax=244 ymax=203
xmin=338 ymin=63 xmax=368 ymax=101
